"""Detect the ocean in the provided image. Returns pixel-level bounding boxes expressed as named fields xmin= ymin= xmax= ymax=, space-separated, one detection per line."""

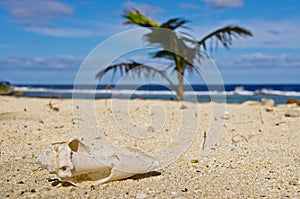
xmin=12 ymin=84 xmax=300 ymax=104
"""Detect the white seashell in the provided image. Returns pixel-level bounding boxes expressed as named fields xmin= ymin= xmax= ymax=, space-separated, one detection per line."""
xmin=221 ymin=111 xmax=230 ymax=119
xmin=38 ymin=138 xmax=160 ymax=185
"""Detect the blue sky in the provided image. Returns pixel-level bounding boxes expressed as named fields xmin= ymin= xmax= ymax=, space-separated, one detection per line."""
xmin=0 ymin=0 xmax=300 ymax=84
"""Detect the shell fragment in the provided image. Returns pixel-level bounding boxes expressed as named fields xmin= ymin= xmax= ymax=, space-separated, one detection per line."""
xmin=38 ymin=138 xmax=159 ymax=185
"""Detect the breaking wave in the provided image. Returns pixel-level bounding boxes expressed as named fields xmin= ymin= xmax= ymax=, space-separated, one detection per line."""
xmin=13 ymin=85 xmax=300 ymax=97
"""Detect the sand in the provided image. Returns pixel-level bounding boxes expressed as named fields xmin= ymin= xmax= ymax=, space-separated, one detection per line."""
xmin=0 ymin=96 xmax=299 ymax=198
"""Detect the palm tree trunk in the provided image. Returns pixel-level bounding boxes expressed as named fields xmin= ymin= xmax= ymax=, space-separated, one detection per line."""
xmin=174 ymin=55 xmax=184 ymax=101
xmin=177 ymin=71 xmax=184 ymax=101
xmin=172 ymin=33 xmax=185 ymax=101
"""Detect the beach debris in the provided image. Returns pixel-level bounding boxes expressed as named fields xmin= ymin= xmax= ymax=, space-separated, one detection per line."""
xmin=71 ymin=118 xmax=83 ymax=125
xmin=136 ymin=193 xmax=148 ymax=199
xmin=259 ymin=106 xmax=264 ymax=124
xmin=171 ymin=191 xmax=178 ymax=198
xmin=231 ymin=134 xmax=248 ymax=144
xmin=221 ymin=111 xmax=230 ymax=119
xmin=179 ymin=104 xmax=187 ymax=109
xmin=286 ymin=98 xmax=300 ymax=106
xmin=147 ymin=126 xmax=155 ymax=133
xmin=202 ymin=131 xmax=207 ymax=150
xmin=38 ymin=138 xmax=160 ymax=185
xmin=181 ymin=188 xmax=188 ymax=192
xmin=284 ymin=109 xmax=300 ymax=117
xmin=265 ymin=107 xmax=273 ymax=112
xmin=191 ymin=159 xmax=199 ymax=163
xmin=288 ymin=179 xmax=298 ymax=186
xmin=48 ymin=101 xmax=59 ymax=112
xmin=261 ymin=98 xmax=275 ymax=107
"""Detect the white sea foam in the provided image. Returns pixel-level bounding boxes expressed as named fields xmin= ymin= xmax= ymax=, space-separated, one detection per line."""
xmin=256 ymin=89 xmax=300 ymax=96
xmin=12 ymin=86 xmax=300 ymax=96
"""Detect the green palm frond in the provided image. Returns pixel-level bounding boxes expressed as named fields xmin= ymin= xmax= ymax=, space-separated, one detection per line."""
xmin=198 ymin=26 xmax=253 ymax=50
xmin=160 ymin=18 xmax=188 ymax=30
xmin=152 ymin=50 xmax=175 ymax=60
xmin=96 ymin=61 xmax=177 ymax=91
xmin=152 ymin=50 xmax=196 ymax=70
xmin=123 ymin=10 xmax=160 ymax=27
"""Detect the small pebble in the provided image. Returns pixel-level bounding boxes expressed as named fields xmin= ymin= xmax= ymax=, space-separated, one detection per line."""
xmin=52 ymin=107 xmax=59 ymax=112
xmin=191 ymin=159 xmax=199 ymax=163
xmin=181 ymin=188 xmax=188 ymax=192
xmin=171 ymin=191 xmax=178 ymax=198
xmin=147 ymin=126 xmax=155 ymax=132
xmin=288 ymin=179 xmax=298 ymax=186
xmin=261 ymin=98 xmax=275 ymax=106
xmin=265 ymin=108 xmax=273 ymax=112
xmin=222 ymin=111 xmax=230 ymax=119
xmin=136 ymin=193 xmax=148 ymax=199
xmin=285 ymin=109 xmax=300 ymax=117
xmin=180 ymin=105 xmax=187 ymax=109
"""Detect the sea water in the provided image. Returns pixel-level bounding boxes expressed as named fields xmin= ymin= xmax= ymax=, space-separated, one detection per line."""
xmin=12 ymin=84 xmax=300 ymax=104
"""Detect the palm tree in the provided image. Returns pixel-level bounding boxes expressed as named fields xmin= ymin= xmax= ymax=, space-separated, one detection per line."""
xmin=96 ymin=10 xmax=252 ymax=100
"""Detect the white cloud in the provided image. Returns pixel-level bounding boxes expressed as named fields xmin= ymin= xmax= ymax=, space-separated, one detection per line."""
xmin=236 ymin=19 xmax=300 ymax=49
xmin=123 ymin=1 xmax=163 ymax=15
xmin=1 ymin=0 xmax=74 ymax=19
xmin=22 ymin=21 xmax=130 ymax=38
xmin=203 ymin=0 xmax=243 ymax=9
xmin=0 ymin=55 xmax=82 ymax=70
xmin=190 ymin=19 xmax=300 ymax=49
xmin=26 ymin=26 xmax=99 ymax=38
xmin=17 ymin=21 xmax=54 ymax=28
xmin=1 ymin=0 xmax=80 ymax=37
xmin=217 ymin=53 xmax=300 ymax=68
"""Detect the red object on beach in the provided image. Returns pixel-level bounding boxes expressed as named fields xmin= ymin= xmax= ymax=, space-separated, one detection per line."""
xmin=105 ymin=84 xmax=113 ymax=105
xmin=286 ymin=98 xmax=300 ymax=106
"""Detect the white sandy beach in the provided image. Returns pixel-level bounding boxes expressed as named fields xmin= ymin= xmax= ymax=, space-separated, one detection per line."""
xmin=0 ymin=96 xmax=299 ymax=198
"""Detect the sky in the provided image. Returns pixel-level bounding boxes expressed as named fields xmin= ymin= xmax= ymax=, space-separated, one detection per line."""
xmin=0 ymin=0 xmax=300 ymax=85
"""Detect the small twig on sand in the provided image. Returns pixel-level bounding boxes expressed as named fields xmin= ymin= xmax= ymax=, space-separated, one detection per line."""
xmin=202 ymin=131 xmax=207 ymax=150
xmin=259 ymin=105 xmax=264 ymax=124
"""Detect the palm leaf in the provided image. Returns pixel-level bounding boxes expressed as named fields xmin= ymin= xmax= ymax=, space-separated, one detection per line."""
xmin=123 ymin=10 xmax=160 ymax=27
xmin=152 ymin=50 xmax=196 ymax=70
xmin=160 ymin=18 xmax=188 ymax=30
xmin=197 ymin=26 xmax=253 ymax=50
xmin=96 ymin=61 xmax=177 ymax=92
xmin=152 ymin=50 xmax=175 ymax=60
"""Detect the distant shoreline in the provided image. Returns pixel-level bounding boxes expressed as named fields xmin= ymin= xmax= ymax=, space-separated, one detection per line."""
xmin=7 ymin=83 xmax=300 ymax=104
